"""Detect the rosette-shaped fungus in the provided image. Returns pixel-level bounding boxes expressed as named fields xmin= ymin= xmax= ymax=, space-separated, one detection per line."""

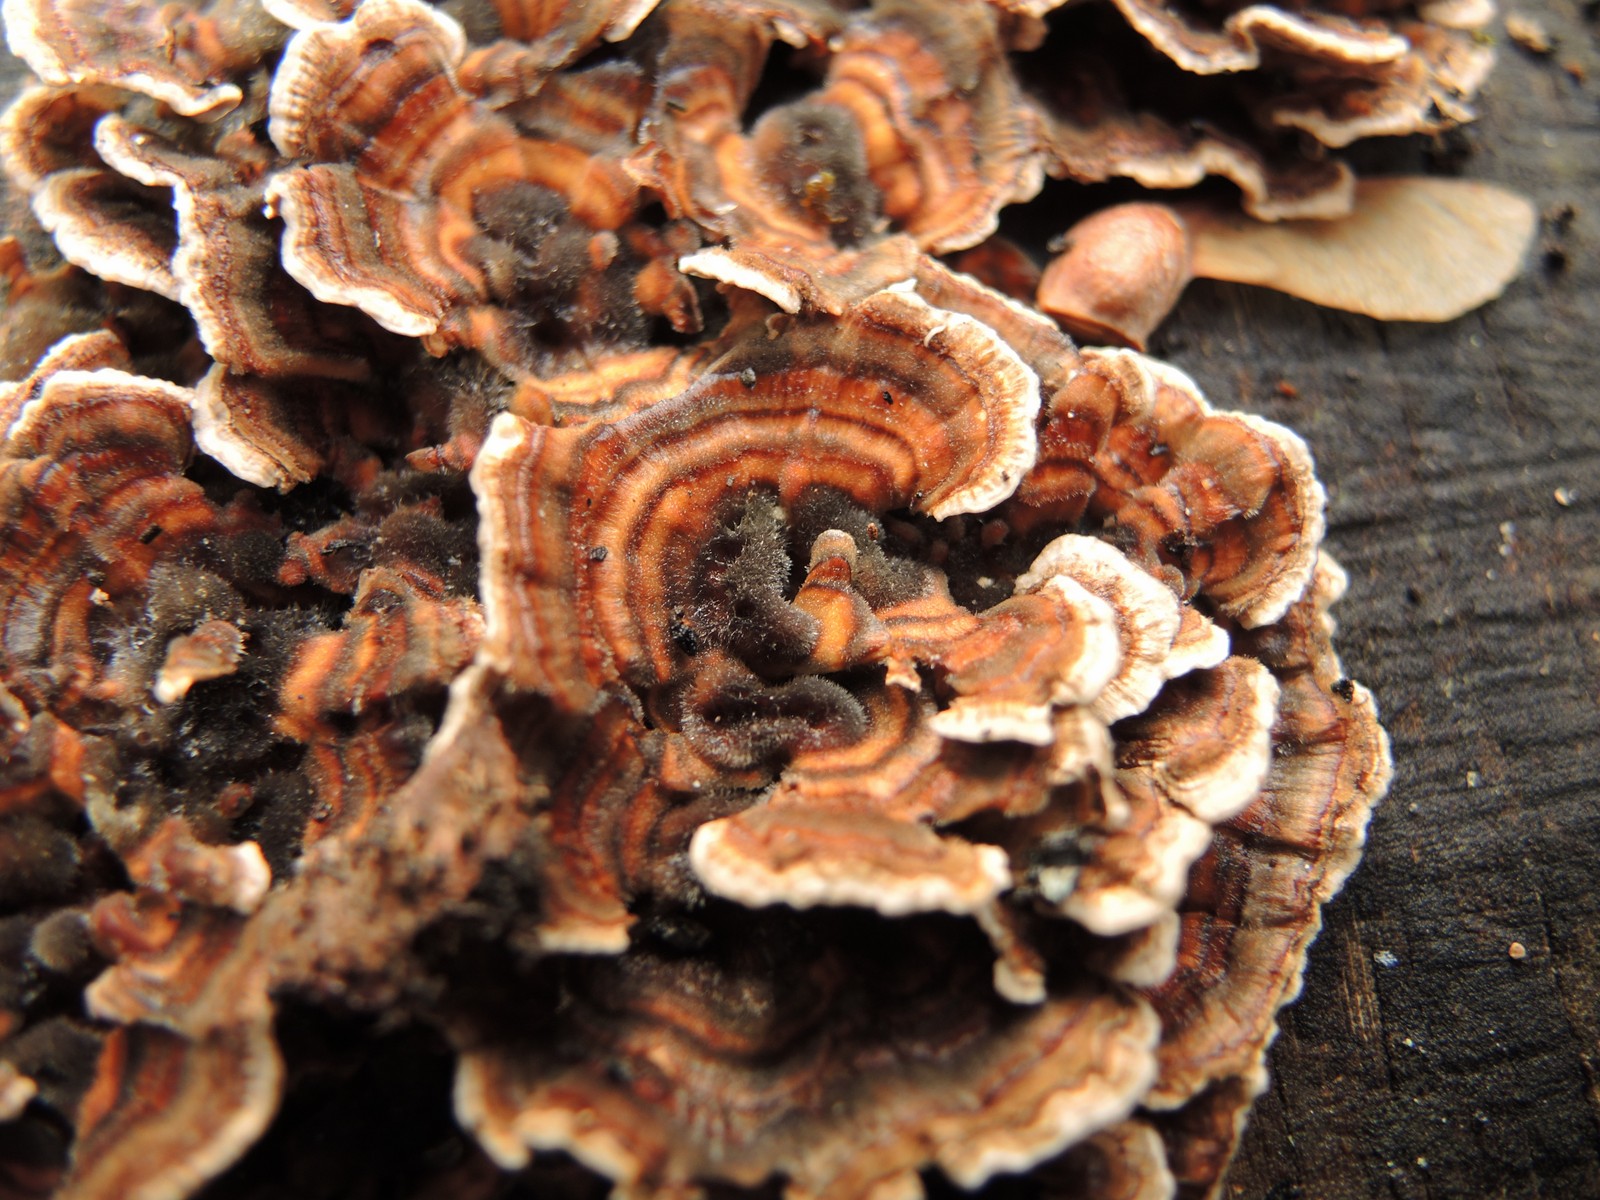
xmin=0 ymin=328 xmax=483 ymax=1196
xmin=634 ymin=0 xmax=1041 ymax=312
xmin=1013 ymin=0 xmax=1496 ymax=220
xmin=413 ymin=263 xmax=1388 ymax=1200
xmin=3 ymin=0 xmax=1518 ymax=1193
xmin=265 ymin=0 xmax=702 ymax=372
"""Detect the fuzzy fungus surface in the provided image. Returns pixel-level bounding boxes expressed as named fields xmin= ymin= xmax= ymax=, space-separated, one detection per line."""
xmin=2 ymin=0 xmax=1533 ymax=1196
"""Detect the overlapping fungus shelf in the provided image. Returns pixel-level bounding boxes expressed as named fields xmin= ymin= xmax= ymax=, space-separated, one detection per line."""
xmin=4 ymin=0 xmax=1538 ymax=1195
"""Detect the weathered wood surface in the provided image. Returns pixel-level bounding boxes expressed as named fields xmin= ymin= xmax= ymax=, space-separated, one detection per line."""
xmin=1149 ymin=6 xmax=1600 ymax=1195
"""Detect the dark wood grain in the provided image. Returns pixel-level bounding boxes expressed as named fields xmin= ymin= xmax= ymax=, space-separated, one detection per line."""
xmin=1146 ymin=5 xmax=1600 ymax=1195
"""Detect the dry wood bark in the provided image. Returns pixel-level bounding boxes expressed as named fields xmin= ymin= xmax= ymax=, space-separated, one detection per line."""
xmin=1155 ymin=6 xmax=1600 ymax=1194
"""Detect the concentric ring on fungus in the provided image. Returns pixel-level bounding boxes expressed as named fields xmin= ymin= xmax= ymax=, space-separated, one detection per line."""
xmin=5 ymin=0 xmax=1531 ymax=1195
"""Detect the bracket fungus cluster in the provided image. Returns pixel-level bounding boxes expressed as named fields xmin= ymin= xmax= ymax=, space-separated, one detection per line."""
xmin=0 ymin=0 xmax=1530 ymax=1196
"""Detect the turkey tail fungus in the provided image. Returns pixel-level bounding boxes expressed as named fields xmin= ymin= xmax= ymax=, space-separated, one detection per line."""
xmin=1 ymin=0 xmax=1538 ymax=1196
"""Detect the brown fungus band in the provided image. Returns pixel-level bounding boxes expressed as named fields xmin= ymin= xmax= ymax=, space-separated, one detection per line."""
xmin=3 ymin=0 xmax=1531 ymax=1195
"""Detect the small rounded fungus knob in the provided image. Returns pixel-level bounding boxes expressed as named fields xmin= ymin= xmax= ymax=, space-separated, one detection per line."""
xmin=1038 ymin=203 xmax=1194 ymax=350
